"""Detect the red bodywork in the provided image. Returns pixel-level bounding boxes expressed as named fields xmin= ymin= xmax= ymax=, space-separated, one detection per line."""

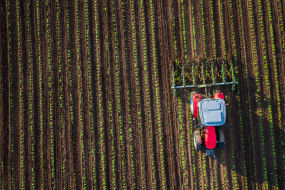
xmin=192 ymin=94 xmax=202 ymax=118
xmin=214 ymin=92 xmax=225 ymax=99
xmin=204 ymin=126 xmax=216 ymax=149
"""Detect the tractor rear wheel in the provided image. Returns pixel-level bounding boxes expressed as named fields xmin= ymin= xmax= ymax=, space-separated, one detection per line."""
xmin=190 ymin=91 xmax=198 ymax=116
xmin=217 ymin=129 xmax=225 ymax=150
xmin=193 ymin=129 xmax=202 ymax=151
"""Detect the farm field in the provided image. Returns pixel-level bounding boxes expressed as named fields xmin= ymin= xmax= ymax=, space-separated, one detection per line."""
xmin=1 ymin=0 xmax=285 ymax=189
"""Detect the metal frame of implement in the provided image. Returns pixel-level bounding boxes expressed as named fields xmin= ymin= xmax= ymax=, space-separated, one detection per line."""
xmin=171 ymin=58 xmax=238 ymax=91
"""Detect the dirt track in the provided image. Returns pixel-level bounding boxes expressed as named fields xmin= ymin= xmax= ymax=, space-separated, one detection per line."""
xmin=1 ymin=0 xmax=285 ymax=189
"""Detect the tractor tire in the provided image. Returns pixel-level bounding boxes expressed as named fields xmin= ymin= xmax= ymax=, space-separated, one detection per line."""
xmin=190 ymin=91 xmax=198 ymax=116
xmin=217 ymin=129 xmax=225 ymax=150
xmin=193 ymin=129 xmax=202 ymax=151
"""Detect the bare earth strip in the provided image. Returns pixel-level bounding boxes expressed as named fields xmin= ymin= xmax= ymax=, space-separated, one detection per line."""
xmin=30 ymin=0 xmax=43 ymax=188
xmin=106 ymin=0 xmax=123 ymax=189
xmin=154 ymin=0 xmax=175 ymax=189
xmin=40 ymin=1 xmax=51 ymax=188
xmin=68 ymin=0 xmax=84 ymax=188
xmin=19 ymin=0 xmax=33 ymax=189
xmin=97 ymin=0 xmax=114 ymax=189
xmin=143 ymin=0 xmax=164 ymax=188
xmin=78 ymin=0 xmax=94 ymax=189
xmin=262 ymin=0 xmax=279 ymax=188
xmin=134 ymin=0 xmax=153 ymax=189
xmin=59 ymin=0 xmax=74 ymax=189
xmin=10 ymin=0 xmax=22 ymax=189
xmin=240 ymin=0 xmax=259 ymax=188
xmin=0 ymin=13 xmax=2 ymax=189
xmin=124 ymin=0 xmax=144 ymax=188
xmin=87 ymin=0 xmax=104 ymax=189
xmin=230 ymin=0 xmax=249 ymax=189
xmin=1 ymin=0 xmax=11 ymax=189
xmin=50 ymin=1 xmax=63 ymax=188
xmin=192 ymin=0 xmax=206 ymax=188
xmin=183 ymin=0 xmax=196 ymax=188
xmin=173 ymin=0 xmax=185 ymax=188
xmin=115 ymin=0 xmax=134 ymax=188
xmin=269 ymin=1 xmax=285 ymax=188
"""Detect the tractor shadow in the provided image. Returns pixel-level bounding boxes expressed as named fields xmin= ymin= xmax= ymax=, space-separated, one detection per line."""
xmin=177 ymin=85 xmax=285 ymax=190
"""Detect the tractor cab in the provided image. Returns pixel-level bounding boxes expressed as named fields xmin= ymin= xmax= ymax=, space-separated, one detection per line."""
xmin=199 ymin=98 xmax=226 ymax=126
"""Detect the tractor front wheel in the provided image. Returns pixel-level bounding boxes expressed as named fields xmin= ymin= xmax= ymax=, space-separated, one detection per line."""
xmin=190 ymin=91 xmax=198 ymax=116
xmin=193 ymin=129 xmax=202 ymax=151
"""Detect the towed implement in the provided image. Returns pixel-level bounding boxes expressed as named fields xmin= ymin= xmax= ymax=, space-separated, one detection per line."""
xmin=171 ymin=58 xmax=237 ymax=156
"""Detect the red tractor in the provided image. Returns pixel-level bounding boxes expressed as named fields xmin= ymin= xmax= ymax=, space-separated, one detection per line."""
xmin=190 ymin=90 xmax=229 ymax=156
xmin=171 ymin=58 xmax=237 ymax=156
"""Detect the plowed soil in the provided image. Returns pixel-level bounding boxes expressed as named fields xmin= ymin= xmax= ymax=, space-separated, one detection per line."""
xmin=1 ymin=0 xmax=285 ymax=189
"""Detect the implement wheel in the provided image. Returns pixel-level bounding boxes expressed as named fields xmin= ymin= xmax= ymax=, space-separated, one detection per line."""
xmin=193 ymin=129 xmax=202 ymax=151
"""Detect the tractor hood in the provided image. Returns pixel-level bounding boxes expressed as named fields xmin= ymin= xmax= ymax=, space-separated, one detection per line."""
xmin=199 ymin=98 xmax=226 ymax=126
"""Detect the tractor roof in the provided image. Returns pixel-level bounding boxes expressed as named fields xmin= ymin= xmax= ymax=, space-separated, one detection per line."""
xmin=199 ymin=98 xmax=226 ymax=126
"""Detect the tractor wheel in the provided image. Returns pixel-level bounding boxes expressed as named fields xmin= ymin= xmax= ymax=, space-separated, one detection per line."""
xmin=193 ymin=130 xmax=202 ymax=151
xmin=217 ymin=129 xmax=225 ymax=150
xmin=190 ymin=91 xmax=198 ymax=116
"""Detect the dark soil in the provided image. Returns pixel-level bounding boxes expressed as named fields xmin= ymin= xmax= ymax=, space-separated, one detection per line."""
xmin=1 ymin=0 xmax=285 ymax=189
